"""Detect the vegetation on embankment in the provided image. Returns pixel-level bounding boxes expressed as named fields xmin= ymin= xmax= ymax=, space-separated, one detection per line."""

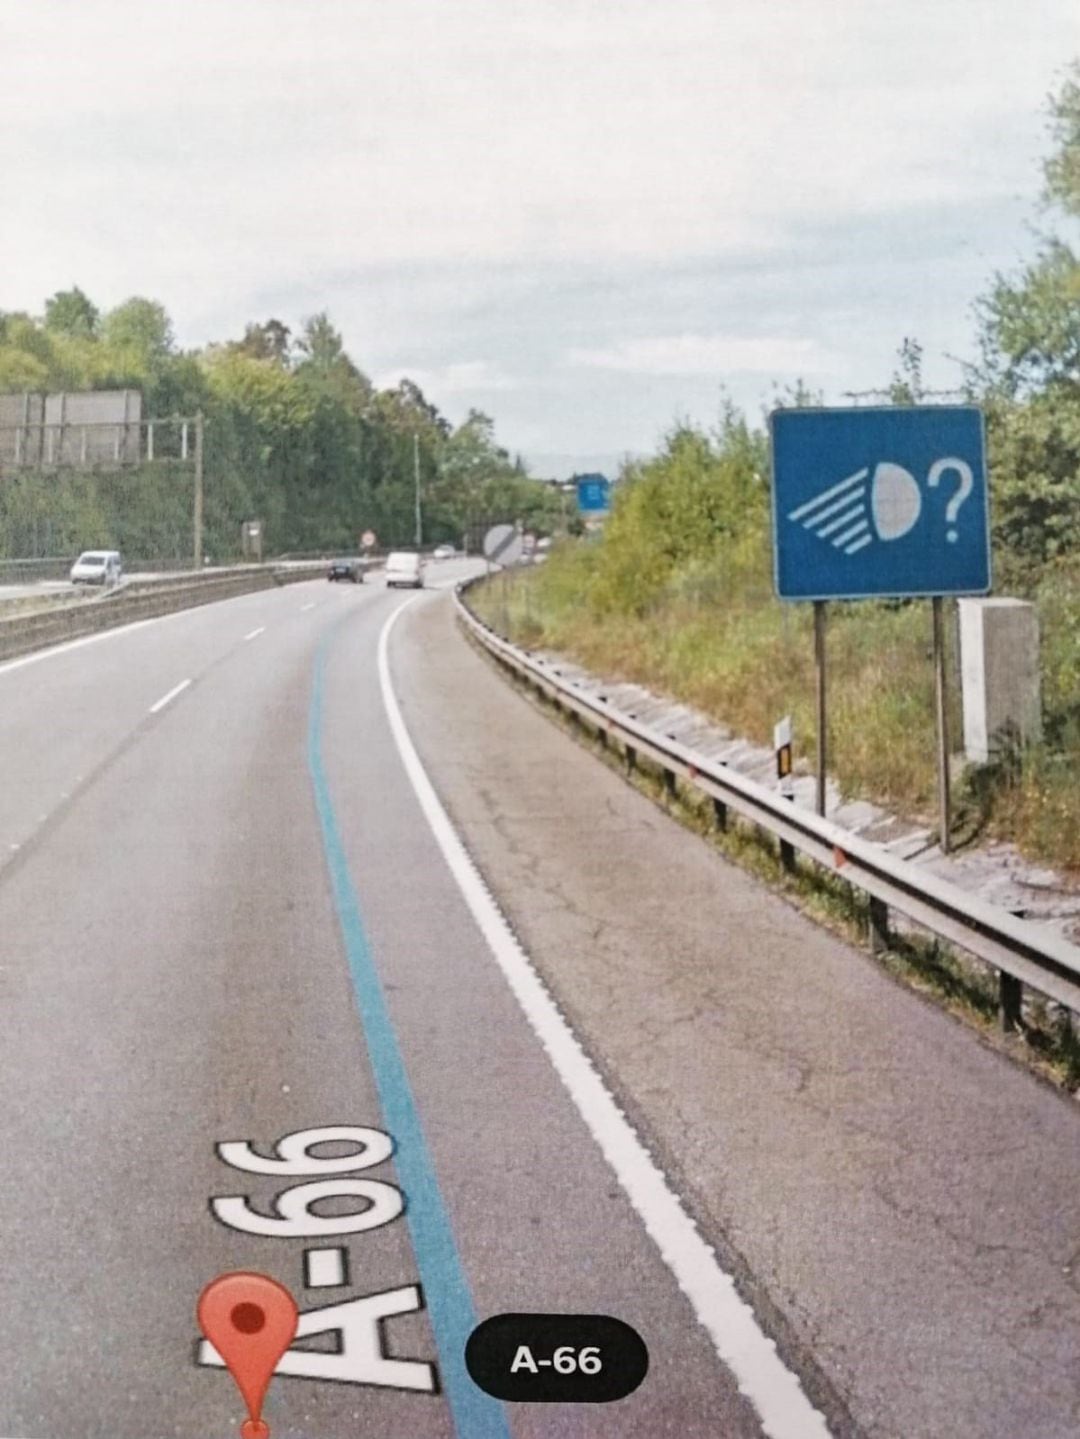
xmin=474 ymin=420 xmax=1080 ymax=869
xmin=472 ymin=64 xmax=1080 ymax=873
xmin=473 ymin=427 xmax=1079 ymax=871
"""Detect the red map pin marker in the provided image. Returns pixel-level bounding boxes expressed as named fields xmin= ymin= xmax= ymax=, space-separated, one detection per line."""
xmin=197 ymin=1272 xmax=299 ymax=1439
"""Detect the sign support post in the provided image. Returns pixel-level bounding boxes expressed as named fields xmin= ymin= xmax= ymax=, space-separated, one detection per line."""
xmin=932 ymin=596 xmax=952 ymax=853
xmin=814 ymin=601 xmax=827 ymax=816
xmin=413 ymin=433 xmax=422 ymax=549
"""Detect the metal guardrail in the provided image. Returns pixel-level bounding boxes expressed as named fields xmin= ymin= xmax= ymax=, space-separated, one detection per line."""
xmin=0 ymin=562 xmax=329 ymax=663
xmin=0 ymin=554 xmax=379 ymax=585
xmin=454 ymin=577 xmax=1080 ymax=1028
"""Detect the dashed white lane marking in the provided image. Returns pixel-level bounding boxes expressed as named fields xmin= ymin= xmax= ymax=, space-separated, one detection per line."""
xmin=0 ymin=586 xmax=288 ymax=683
xmin=300 ymin=602 xmax=317 ymax=612
xmin=148 ymin=678 xmax=191 ymax=714
xmin=304 ymin=1248 xmax=348 ymax=1288
xmin=244 ymin=626 xmax=266 ymax=640
xmin=377 ymin=599 xmax=832 ymax=1439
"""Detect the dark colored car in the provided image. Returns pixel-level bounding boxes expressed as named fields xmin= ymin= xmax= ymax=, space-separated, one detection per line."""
xmin=328 ymin=558 xmax=364 ymax=583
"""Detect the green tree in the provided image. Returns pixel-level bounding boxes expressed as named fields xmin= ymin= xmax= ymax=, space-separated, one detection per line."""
xmin=427 ymin=409 xmax=561 ymax=548
xmin=584 ymin=414 xmax=769 ymax=618
xmin=888 ymin=337 xmax=926 ymax=404
xmin=0 ymin=313 xmax=72 ymax=389
xmin=375 ymin=378 xmax=450 ymax=438
xmin=234 ymin=319 xmax=293 ymax=366
xmin=0 ymin=292 xmax=551 ymax=561
xmin=101 ymin=298 xmax=175 ymax=363
xmin=294 ymin=312 xmax=373 ymax=413
xmin=1044 ymin=60 xmax=1080 ymax=216
xmin=974 ymin=241 xmax=1080 ymax=397
xmin=0 ymin=348 xmax=49 ymax=390
xmin=296 ymin=312 xmax=344 ymax=370
xmin=43 ymin=287 xmax=99 ymax=339
xmin=967 ymin=63 xmax=1080 ymax=568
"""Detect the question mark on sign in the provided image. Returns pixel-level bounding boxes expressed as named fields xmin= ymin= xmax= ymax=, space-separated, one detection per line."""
xmin=927 ymin=457 xmax=974 ymax=543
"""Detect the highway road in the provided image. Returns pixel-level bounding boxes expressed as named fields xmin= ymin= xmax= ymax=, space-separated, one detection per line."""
xmin=1 ymin=561 xmax=1079 ymax=1438
xmin=0 ymin=560 xmax=327 ymax=603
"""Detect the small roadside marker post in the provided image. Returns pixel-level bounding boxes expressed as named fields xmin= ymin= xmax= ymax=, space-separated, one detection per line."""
xmin=813 ymin=603 xmax=827 ymax=816
xmin=932 ymin=596 xmax=952 ymax=853
xmin=775 ymin=714 xmax=796 ymax=871
xmin=774 ymin=715 xmax=794 ymax=798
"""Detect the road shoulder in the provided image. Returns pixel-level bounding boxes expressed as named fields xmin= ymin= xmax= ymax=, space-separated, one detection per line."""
xmin=391 ymin=592 xmax=1080 ymax=1439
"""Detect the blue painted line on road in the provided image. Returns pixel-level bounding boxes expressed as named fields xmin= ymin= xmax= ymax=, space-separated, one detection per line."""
xmin=307 ymin=624 xmax=510 ymax=1439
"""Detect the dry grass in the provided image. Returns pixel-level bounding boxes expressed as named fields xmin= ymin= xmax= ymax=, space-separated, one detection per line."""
xmin=475 ymin=549 xmax=1079 ymax=871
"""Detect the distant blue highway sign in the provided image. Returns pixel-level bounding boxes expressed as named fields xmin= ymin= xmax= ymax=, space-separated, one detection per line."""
xmin=576 ymin=475 xmax=611 ymax=514
xmin=770 ymin=406 xmax=990 ymax=601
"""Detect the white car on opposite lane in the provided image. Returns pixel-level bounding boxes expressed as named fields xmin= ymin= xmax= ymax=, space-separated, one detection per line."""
xmin=70 ymin=550 xmax=123 ymax=586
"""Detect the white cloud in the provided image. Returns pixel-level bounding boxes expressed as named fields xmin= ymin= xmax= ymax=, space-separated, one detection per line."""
xmin=1 ymin=0 xmax=1075 ymax=303
xmin=0 ymin=0 xmax=1075 ymax=469
xmin=568 ymin=334 xmax=843 ymax=377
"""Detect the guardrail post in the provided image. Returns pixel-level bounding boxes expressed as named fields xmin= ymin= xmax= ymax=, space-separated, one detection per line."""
xmin=999 ymin=972 xmax=1023 ymax=1033
xmin=625 ymin=744 xmax=637 ymax=774
xmin=663 ymin=769 xmax=677 ymax=802
xmin=779 ymin=837 xmax=796 ymax=874
xmin=712 ymin=797 xmax=728 ymax=831
xmin=868 ymin=895 xmax=890 ymax=954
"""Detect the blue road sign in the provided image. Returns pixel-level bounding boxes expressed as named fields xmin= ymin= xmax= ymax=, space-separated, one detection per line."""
xmin=576 ymin=474 xmax=611 ymax=514
xmin=770 ymin=406 xmax=990 ymax=601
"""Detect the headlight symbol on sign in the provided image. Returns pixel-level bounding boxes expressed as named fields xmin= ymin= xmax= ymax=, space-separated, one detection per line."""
xmin=788 ymin=456 xmax=973 ymax=559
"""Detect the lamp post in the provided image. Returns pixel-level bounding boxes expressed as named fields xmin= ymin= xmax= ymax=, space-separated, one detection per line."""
xmin=413 ymin=433 xmax=422 ymax=548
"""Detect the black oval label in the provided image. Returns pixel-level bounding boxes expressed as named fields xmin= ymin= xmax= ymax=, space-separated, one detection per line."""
xmin=465 ymin=1312 xmax=648 ymax=1403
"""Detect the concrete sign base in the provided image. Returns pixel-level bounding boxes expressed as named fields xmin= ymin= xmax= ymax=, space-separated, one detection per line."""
xmin=959 ymin=598 xmax=1042 ymax=763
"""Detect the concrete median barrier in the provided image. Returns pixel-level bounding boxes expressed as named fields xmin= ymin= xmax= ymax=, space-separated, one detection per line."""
xmin=0 ymin=563 xmax=326 ymax=662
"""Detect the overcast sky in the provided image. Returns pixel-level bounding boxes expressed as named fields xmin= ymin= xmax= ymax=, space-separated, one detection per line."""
xmin=2 ymin=1 xmax=1077 ymax=477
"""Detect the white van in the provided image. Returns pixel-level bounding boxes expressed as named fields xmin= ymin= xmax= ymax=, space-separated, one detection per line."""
xmin=70 ymin=550 xmax=123 ymax=586
xmin=385 ymin=551 xmax=425 ymax=589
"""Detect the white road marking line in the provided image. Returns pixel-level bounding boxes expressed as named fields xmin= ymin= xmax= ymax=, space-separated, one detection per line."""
xmin=304 ymin=1247 xmax=348 ymax=1288
xmin=0 ymin=586 xmax=281 ymax=683
xmin=301 ymin=601 xmax=316 ymax=611
xmin=0 ymin=595 xmax=271 ymax=684
xmin=148 ymin=678 xmax=191 ymax=714
xmin=244 ymin=626 xmax=266 ymax=640
xmin=377 ymin=602 xmax=832 ymax=1439
xmin=0 ymin=619 xmax=154 ymax=679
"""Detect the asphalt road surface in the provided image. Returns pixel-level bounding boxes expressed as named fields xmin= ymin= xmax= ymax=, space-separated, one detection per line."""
xmin=1 ymin=564 xmax=1079 ymax=1439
